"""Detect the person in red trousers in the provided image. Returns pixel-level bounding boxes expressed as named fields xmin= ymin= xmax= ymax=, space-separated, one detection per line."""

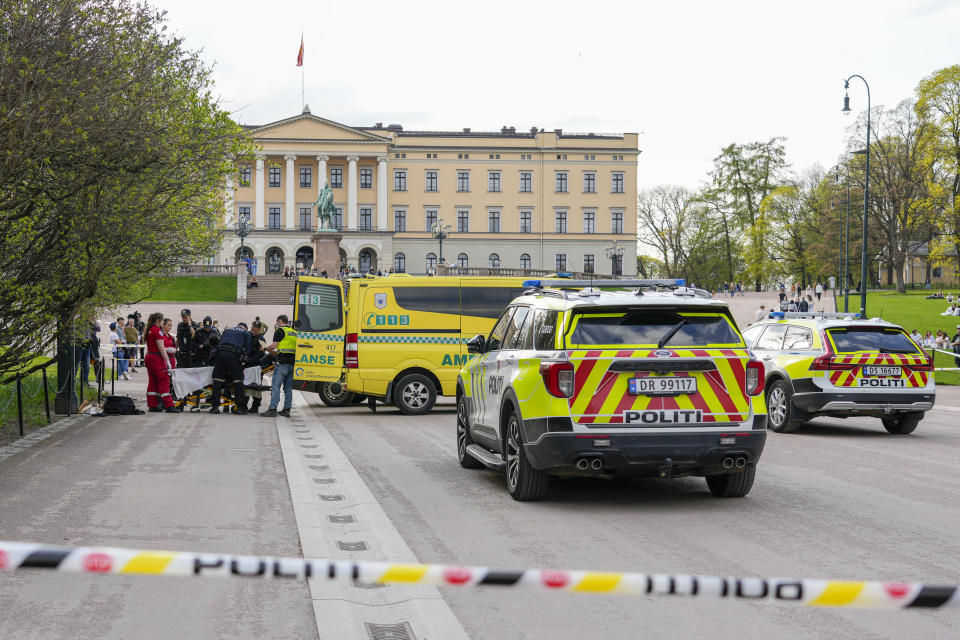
xmin=144 ymin=312 xmax=181 ymax=413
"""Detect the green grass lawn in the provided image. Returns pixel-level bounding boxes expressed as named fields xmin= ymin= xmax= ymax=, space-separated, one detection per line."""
xmin=140 ymin=276 xmax=235 ymax=302
xmin=869 ymin=291 xmax=960 ymax=385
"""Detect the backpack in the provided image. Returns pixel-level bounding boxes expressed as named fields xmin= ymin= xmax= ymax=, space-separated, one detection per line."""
xmin=101 ymin=395 xmax=143 ymax=415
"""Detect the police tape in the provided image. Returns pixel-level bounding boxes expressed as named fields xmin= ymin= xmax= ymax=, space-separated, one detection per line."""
xmin=1 ymin=541 xmax=958 ymax=609
xmin=931 ymin=347 xmax=960 ymax=371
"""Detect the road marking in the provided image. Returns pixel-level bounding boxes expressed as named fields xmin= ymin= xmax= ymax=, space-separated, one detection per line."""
xmin=277 ymin=391 xmax=468 ymax=640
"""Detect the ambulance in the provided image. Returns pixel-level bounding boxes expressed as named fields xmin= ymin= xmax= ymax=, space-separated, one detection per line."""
xmin=291 ymin=275 xmax=530 ymax=414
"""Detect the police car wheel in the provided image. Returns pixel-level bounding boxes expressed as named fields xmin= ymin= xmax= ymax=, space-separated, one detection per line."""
xmin=766 ymin=379 xmax=801 ymax=434
xmin=394 ymin=374 xmax=436 ymax=415
xmin=504 ymin=412 xmax=548 ymax=501
xmin=457 ymin=393 xmax=483 ymax=469
xmin=881 ymin=412 xmax=922 ymax=435
xmin=318 ymin=381 xmax=354 ymax=407
xmin=705 ymin=463 xmax=756 ymax=498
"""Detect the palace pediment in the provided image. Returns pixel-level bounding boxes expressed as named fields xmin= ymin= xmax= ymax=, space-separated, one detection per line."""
xmin=250 ymin=113 xmax=390 ymax=143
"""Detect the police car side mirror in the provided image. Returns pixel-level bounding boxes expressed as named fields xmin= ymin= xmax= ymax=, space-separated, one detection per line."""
xmin=466 ymin=334 xmax=485 ymax=354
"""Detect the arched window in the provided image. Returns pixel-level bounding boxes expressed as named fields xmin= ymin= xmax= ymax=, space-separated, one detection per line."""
xmin=426 ymin=252 xmax=437 ymax=271
xmin=520 ymin=253 xmax=531 ymax=270
xmin=488 ymin=253 xmax=500 ymax=268
xmin=394 ymin=252 xmax=406 ymax=273
xmin=457 ymin=253 xmax=469 ymax=268
xmin=359 ymin=249 xmax=374 ymax=273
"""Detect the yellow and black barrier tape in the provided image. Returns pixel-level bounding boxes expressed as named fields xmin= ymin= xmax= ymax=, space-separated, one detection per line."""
xmin=1 ymin=541 xmax=958 ymax=609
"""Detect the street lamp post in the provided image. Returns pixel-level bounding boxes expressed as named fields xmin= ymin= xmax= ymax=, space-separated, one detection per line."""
xmin=431 ymin=218 xmax=452 ymax=268
xmin=235 ymin=217 xmax=250 ymax=270
xmin=605 ymin=241 xmax=624 ymax=277
xmin=842 ymin=74 xmax=871 ymax=317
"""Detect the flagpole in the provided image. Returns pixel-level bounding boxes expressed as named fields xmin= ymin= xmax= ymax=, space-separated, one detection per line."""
xmin=301 ymin=31 xmax=304 ymax=111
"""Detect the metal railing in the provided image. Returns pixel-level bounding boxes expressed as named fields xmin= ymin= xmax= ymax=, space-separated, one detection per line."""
xmin=0 ymin=359 xmax=55 ymax=437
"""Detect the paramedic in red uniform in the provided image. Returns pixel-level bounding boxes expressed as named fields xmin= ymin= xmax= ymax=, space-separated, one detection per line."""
xmin=144 ymin=312 xmax=181 ymax=413
xmin=162 ymin=317 xmax=178 ymax=368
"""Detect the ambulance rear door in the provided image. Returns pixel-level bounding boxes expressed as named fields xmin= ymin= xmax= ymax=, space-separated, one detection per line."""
xmin=293 ymin=277 xmax=346 ymax=382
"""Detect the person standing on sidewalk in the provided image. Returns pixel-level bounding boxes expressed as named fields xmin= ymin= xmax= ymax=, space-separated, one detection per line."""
xmin=123 ymin=317 xmax=139 ymax=374
xmin=144 ymin=312 xmax=181 ymax=413
xmin=176 ymin=309 xmax=198 ymax=368
xmin=109 ymin=322 xmax=130 ymax=380
xmin=261 ymin=314 xmax=296 ymax=418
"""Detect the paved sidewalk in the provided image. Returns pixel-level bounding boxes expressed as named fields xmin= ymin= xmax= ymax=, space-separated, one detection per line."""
xmin=0 ymin=394 xmax=316 ymax=639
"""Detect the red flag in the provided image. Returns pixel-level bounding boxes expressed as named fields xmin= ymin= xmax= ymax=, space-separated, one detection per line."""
xmin=296 ymin=36 xmax=303 ymax=67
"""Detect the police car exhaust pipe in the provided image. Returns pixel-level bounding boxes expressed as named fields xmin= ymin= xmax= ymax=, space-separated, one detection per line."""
xmin=735 ymin=456 xmax=747 ymax=469
xmin=575 ymin=458 xmax=590 ymax=471
xmin=590 ymin=458 xmax=604 ymax=471
xmin=722 ymin=456 xmax=735 ymax=469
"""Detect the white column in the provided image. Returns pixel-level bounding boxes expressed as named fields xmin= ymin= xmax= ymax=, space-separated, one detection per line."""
xmin=377 ymin=155 xmax=388 ymax=230
xmin=316 ymin=154 xmax=328 ymax=188
xmin=347 ymin=155 xmax=359 ymax=230
xmin=284 ymin=154 xmax=297 ymax=230
xmin=224 ymin=175 xmax=234 ymax=222
xmin=254 ymin=154 xmax=265 ymax=229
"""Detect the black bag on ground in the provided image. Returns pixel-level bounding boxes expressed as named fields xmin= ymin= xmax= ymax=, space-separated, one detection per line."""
xmin=101 ymin=395 xmax=143 ymax=415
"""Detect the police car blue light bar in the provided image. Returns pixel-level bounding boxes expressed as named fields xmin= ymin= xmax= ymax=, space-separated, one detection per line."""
xmin=769 ymin=311 xmax=862 ymax=319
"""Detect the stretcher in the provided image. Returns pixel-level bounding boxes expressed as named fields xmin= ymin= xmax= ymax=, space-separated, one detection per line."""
xmin=171 ymin=360 xmax=273 ymax=412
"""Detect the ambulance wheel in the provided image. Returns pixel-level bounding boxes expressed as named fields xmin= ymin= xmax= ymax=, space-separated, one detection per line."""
xmin=881 ymin=412 xmax=922 ymax=434
xmin=766 ymin=379 xmax=801 ymax=433
xmin=394 ymin=374 xmax=436 ymax=415
xmin=457 ymin=393 xmax=483 ymax=469
xmin=706 ymin=463 xmax=756 ymax=498
xmin=505 ymin=411 xmax=549 ymax=501
xmin=318 ymin=381 xmax=354 ymax=407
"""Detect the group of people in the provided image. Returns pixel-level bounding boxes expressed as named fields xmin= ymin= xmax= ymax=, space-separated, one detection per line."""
xmin=777 ymin=281 xmax=825 ymax=303
xmin=720 ymin=282 xmax=746 ymax=297
xmin=140 ymin=310 xmax=298 ymax=417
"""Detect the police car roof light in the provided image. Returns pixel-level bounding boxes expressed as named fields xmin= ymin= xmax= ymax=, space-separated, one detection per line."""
xmin=773 ymin=311 xmax=862 ymax=320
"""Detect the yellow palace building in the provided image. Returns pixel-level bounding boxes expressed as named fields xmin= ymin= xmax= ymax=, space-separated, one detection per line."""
xmin=219 ymin=107 xmax=638 ymax=276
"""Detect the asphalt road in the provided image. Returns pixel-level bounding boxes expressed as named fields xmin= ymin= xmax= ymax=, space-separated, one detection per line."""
xmin=317 ymin=387 xmax=960 ymax=640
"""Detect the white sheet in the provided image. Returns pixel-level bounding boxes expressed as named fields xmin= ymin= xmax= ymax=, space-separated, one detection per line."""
xmin=170 ymin=366 xmax=262 ymax=398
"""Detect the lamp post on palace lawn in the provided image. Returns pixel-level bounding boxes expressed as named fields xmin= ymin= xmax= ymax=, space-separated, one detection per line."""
xmin=842 ymin=74 xmax=871 ymax=317
xmin=431 ymin=218 xmax=452 ymax=266
xmin=605 ymin=241 xmax=624 ymax=277
xmin=234 ymin=217 xmax=250 ymax=269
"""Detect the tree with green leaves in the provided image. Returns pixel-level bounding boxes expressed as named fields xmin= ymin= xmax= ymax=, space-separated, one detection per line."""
xmin=0 ymin=0 xmax=253 ymax=378
xmin=916 ymin=65 xmax=960 ymax=277
xmin=709 ymin=138 xmax=788 ymax=290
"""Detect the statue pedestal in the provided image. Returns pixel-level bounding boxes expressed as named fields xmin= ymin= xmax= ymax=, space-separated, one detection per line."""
xmin=311 ymin=232 xmax=342 ymax=276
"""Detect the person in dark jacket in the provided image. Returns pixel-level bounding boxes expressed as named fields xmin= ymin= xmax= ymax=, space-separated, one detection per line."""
xmin=209 ymin=323 xmax=252 ymax=414
xmin=193 ymin=315 xmax=219 ymax=366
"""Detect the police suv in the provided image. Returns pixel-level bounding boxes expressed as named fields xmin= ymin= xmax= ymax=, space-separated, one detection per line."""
xmin=742 ymin=312 xmax=935 ymax=434
xmin=456 ymin=279 xmax=767 ymax=501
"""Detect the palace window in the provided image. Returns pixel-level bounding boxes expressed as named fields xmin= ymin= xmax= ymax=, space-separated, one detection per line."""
xmin=268 ymin=206 xmax=281 ymax=229
xmin=611 ymin=171 xmax=624 ymax=193
xmin=555 ymin=171 xmax=568 ymax=193
xmin=555 ymin=210 xmax=567 ymax=233
xmin=457 ymin=171 xmax=470 ymax=192
xmin=394 ymin=208 xmax=406 ymax=232
xmin=394 ymin=170 xmax=406 ymax=191
xmin=300 ymin=167 xmax=312 ymax=188
xmin=425 ymin=209 xmax=438 ymax=230
xmin=426 ymin=253 xmax=437 ymax=271
xmin=333 ymin=207 xmax=343 ymax=230
xmin=268 ymin=167 xmax=280 ymax=188
xmin=457 ymin=209 xmax=469 ymax=233
xmin=394 ymin=252 xmax=406 ymax=273
xmin=611 ymin=209 xmax=624 ymax=234
xmin=520 ymin=253 xmax=531 ymax=270
xmin=360 ymin=168 xmax=373 ymax=189
xmin=583 ymin=254 xmax=595 ymax=273
xmin=583 ymin=172 xmax=596 ymax=193
xmin=299 ymin=206 xmax=312 ymax=231
xmin=519 ymin=210 xmax=532 ymax=233
xmin=360 ymin=207 xmax=372 ymax=230
xmin=555 ymin=253 xmax=567 ymax=271
xmin=489 ymin=253 xmax=501 ymax=268
xmin=583 ymin=210 xmax=596 ymax=234
xmin=519 ymin=171 xmax=532 ymax=193
xmin=611 ymin=254 xmax=623 ymax=276
xmin=488 ymin=171 xmax=501 ymax=192
xmin=330 ymin=167 xmax=343 ymax=188
xmin=238 ymin=206 xmax=251 ymax=225
xmin=425 ymin=170 xmax=438 ymax=192
xmin=239 ymin=166 xmax=251 ymax=187
xmin=457 ymin=253 xmax=469 ymax=268
xmin=488 ymin=209 xmax=500 ymax=233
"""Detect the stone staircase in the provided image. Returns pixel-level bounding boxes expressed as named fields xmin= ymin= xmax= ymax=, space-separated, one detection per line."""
xmin=245 ymin=274 xmax=296 ymax=305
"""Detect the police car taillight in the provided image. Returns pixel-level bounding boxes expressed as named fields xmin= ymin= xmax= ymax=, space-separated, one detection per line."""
xmin=540 ymin=361 xmax=574 ymax=398
xmin=745 ymin=359 xmax=764 ymax=396
xmin=810 ymin=354 xmax=855 ymax=371
xmin=345 ymin=333 xmax=359 ymax=368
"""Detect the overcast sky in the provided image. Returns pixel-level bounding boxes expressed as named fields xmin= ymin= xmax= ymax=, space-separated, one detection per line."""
xmin=150 ymin=0 xmax=959 ymax=191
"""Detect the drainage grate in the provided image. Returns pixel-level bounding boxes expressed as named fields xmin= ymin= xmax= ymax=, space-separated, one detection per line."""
xmin=319 ymin=494 xmax=344 ymax=501
xmin=328 ymin=514 xmax=355 ymax=523
xmin=314 ymin=478 xmax=336 ymax=484
xmin=365 ymin=622 xmax=415 ymax=640
xmin=337 ymin=540 xmax=368 ymax=551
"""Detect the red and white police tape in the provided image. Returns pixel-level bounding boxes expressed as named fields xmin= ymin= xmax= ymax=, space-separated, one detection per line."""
xmin=0 ymin=541 xmax=958 ymax=609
